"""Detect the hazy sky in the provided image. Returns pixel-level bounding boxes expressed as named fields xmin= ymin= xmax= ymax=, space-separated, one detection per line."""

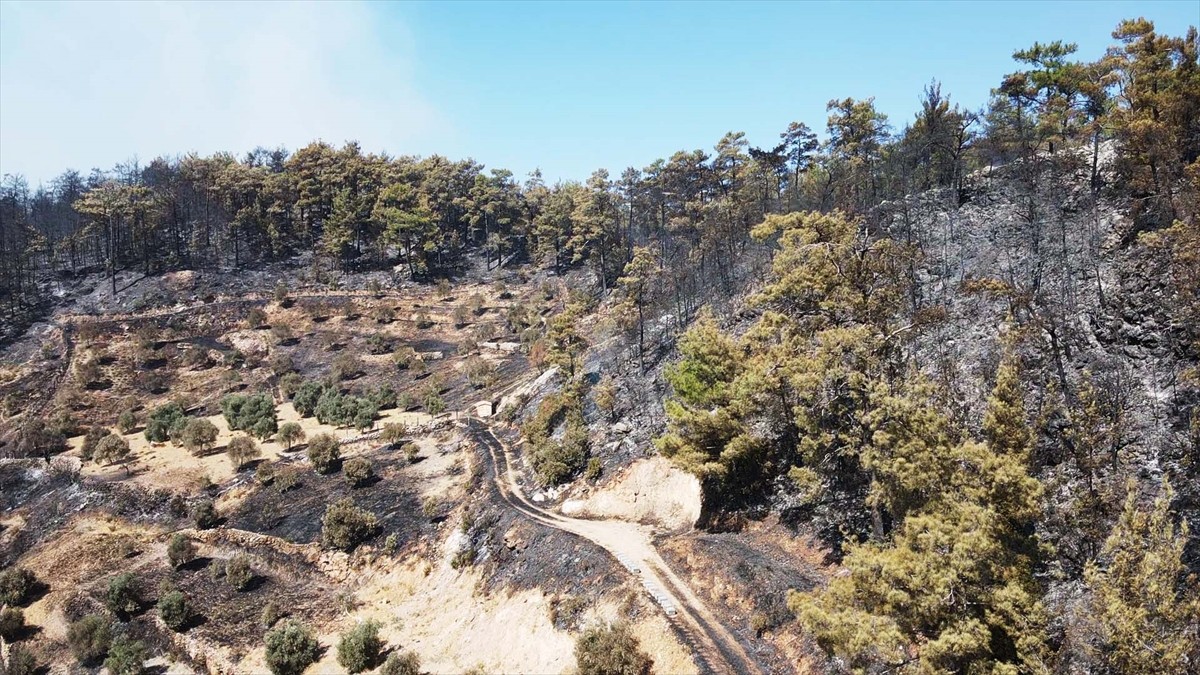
xmin=1 ymin=0 xmax=1196 ymax=187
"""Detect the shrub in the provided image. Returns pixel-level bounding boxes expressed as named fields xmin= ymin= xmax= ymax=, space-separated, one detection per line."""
xmin=379 ymin=650 xmax=421 ymax=675
xmin=381 ymin=423 xmax=407 ymax=446
xmin=104 ymin=634 xmax=147 ymax=675
xmin=245 ymin=307 xmax=269 ymax=329
xmin=343 ymin=457 xmax=374 ymax=487
xmin=421 ymin=386 xmax=445 ymax=415
xmin=366 ymin=333 xmax=391 ymax=355
xmin=225 ymin=554 xmax=253 ymax=591
xmin=105 ymin=572 xmax=142 ymax=618
xmin=585 ymin=457 xmax=602 ymax=480
xmin=264 ymin=620 xmax=321 ymax=675
xmin=1 ymin=643 xmax=36 ymax=675
xmin=321 ymin=497 xmax=379 ymax=551
xmin=157 ymin=590 xmax=191 ymax=631
xmin=117 ymin=408 xmax=138 ymax=434
xmin=415 ymin=311 xmax=433 ymax=329
xmin=0 ymin=606 xmax=25 ymax=640
xmin=315 ymin=389 xmax=378 ymax=429
xmin=337 ymin=620 xmax=384 ymax=673
xmin=94 ymin=434 xmax=132 ymax=466
xmin=193 ymin=499 xmax=219 ymax=529
xmin=167 ymin=533 xmax=195 ymax=569
xmin=262 ymin=601 xmax=285 ymax=628
xmin=383 ymin=533 xmax=398 ymax=555
xmin=180 ymin=418 xmax=219 ymax=456
xmin=274 ymin=282 xmax=291 ymax=307
xmin=67 ymin=615 xmax=112 ymax=665
xmin=465 ymin=356 xmax=496 ymax=388
xmin=331 ymin=352 xmax=363 ymax=381
xmin=308 ymin=433 xmax=341 ymax=473
xmin=269 ymin=352 xmax=295 ymax=376
xmin=367 ymin=384 xmax=398 ymax=410
xmin=280 ymin=372 xmax=304 ymax=399
xmin=0 ymin=567 xmax=36 ymax=606
xmin=292 ymin=380 xmax=325 ymax=417
xmin=80 ymin=425 xmax=110 ymax=461
xmin=256 ymin=461 xmax=276 ymax=485
xmin=226 ymin=434 xmax=262 ymax=470
xmin=574 ymin=623 xmax=652 ymax=675
xmin=403 ymin=442 xmax=420 ymax=463
xmin=145 ymin=402 xmax=186 ymax=443
xmin=277 ymin=421 xmax=305 ymax=451
xmin=372 ymin=305 xmax=395 ymax=324
xmin=453 ymin=304 xmax=471 ymax=328
xmin=220 ymin=393 xmax=277 ymax=439
xmin=391 ymin=346 xmax=418 ymax=370
xmin=275 ymin=466 xmax=301 ymax=493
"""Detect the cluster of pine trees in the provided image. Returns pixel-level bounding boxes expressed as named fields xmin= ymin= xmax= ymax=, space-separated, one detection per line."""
xmin=651 ymin=19 xmax=1199 ymax=673
xmin=5 ymin=19 xmax=1192 ymax=344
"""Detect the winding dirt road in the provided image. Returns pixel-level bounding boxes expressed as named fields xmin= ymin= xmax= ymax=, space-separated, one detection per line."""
xmin=467 ymin=418 xmax=761 ymax=675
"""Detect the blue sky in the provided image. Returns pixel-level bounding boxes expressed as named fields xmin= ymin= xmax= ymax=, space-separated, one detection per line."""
xmin=1 ymin=0 xmax=1196 ymax=187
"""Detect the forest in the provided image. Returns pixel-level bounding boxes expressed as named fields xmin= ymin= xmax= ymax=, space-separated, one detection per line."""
xmin=1 ymin=15 xmax=1198 ymax=675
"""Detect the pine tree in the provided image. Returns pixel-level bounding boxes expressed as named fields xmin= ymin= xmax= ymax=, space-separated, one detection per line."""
xmin=1084 ymin=480 xmax=1200 ymax=674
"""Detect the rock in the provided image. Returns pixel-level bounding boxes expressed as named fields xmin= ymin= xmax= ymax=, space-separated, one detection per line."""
xmin=612 ymin=421 xmax=631 ymax=434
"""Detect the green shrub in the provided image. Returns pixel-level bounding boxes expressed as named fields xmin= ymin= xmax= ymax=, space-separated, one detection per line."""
xmin=264 ymin=620 xmax=321 ymax=675
xmin=145 ymin=402 xmax=186 ymax=443
xmin=117 ymin=409 xmax=138 ymax=434
xmin=105 ymin=572 xmax=142 ymax=618
xmin=379 ymin=651 xmax=421 ymax=675
xmin=574 ymin=622 xmax=652 ymax=675
xmin=343 ymin=457 xmax=375 ymax=487
xmin=421 ymin=386 xmax=445 ymax=415
xmin=67 ymin=614 xmax=112 ymax=665
xmin=80 ymin=425 xmax=110 ymax=461
xmin=227 ymin=434 xmax=261 ymax=470
xmin=292 ymin=381 xmax=326 ymax=417
xmin=0 ymin=606 xmax=25 ymax=640
xmin=280 ymin=372 xmax=304 ymax=399
xmin=337 ymin=620 xmax=384 ymax=673
xmin=0 ymin=567 xmax=36 ymax=606
xmin=277 ymin=422 xmax=305 ymax=451
xmin=321 ymin=497 xmax=379 ymax=551
xmin=366 ymin=333 xmax=391 ymax=355
xmin=180 ymin=418 xmax=219 ymax=456
xmin=167 ymin=533 xmax=195 ymax=569
xmin=315 ymin=389 xmax=378 ymax=429
xmin=94 ymin=434 xmax=132 ymax=466
xmin=308 ymin=433 xmax=341 ymax=473
xmin=220 ymin=393 xmax=277 ymax=439
xmin=193 ymin=499 xmax=219 ymax=529
xmin=104 ymin=634 xmax=147 ymax=675
xmin=225 ymin=554 xmax=253 ymax=591
xmin=367 ymin=384 xmax=398 ymax=410
xmin=157 ymin=590 xmax=191 ymax=631
xmin=585 ymin=457 xmax=602 ymax=480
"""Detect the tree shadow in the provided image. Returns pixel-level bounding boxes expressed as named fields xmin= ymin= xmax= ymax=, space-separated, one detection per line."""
xmin=241 ymin=574 xmax=269 ymax=593
xmin=180 ymin=556 xmax=213 ymax=572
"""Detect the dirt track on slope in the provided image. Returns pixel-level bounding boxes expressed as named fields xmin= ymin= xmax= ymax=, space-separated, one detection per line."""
xmin=467 ymin=418 xmax=761 ymax=675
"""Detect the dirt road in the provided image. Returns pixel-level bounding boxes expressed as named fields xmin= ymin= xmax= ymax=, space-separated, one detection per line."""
xmin=467 ymin=418 xmax=761 ymax=675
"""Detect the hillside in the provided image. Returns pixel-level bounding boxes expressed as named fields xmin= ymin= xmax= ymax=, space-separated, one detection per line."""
xmin=1 ymin=14 xmax=1198 ymax=675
